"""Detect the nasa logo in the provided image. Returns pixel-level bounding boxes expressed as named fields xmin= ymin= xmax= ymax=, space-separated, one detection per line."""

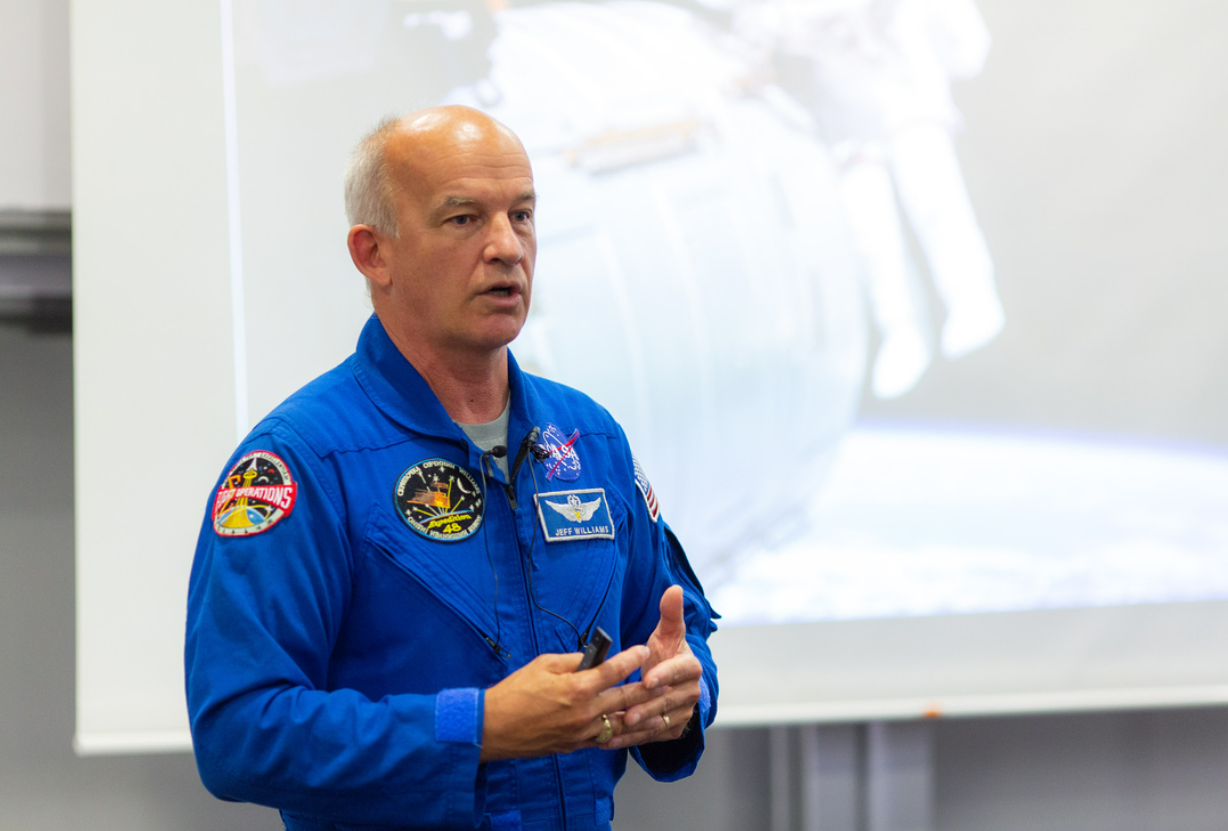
xmin=394 ymin=458 xmax=484 ymax=542
xmin=538 ymin=423 xmax=582 ymax=482
xmin=213 ymin=450 xmax=298 ymax=537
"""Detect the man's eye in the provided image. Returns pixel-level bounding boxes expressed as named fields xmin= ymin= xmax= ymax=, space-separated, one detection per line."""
xmin=513 ymin=210 xmax=533 ymax=222
xmin=449 ymin=215 xmax=472 ymax=226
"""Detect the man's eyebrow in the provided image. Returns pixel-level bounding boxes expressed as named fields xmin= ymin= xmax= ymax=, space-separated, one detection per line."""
xmin=435 ymin=196 xmax=479 ymax=213
xmin=426 ymin=196 xmax=479 ymax=224
xmin=432 ymin=192 xmax=536 ymax=217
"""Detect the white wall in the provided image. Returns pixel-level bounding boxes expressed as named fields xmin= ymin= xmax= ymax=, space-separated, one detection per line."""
xmin=934 ymin=709 xmax=1228 ymax=831
xmin=0 ymin=325 xmax=267 ymax=830
xmin=0 ymin=0 xmax=71 ymax=210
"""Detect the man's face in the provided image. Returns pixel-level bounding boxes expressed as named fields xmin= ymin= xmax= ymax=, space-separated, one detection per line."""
xmin=378 ymin=119 xmax=536 ymax=360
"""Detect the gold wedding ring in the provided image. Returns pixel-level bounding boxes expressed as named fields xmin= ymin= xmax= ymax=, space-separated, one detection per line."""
xmin=596 ymin=714 xmax=613 ymax=744
xmin=662 ymin=714 xmax=671 ymax=729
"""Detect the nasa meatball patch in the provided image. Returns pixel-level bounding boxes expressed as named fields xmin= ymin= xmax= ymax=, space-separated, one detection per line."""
xmin=395 ymin=458 xmax=484 ymax=542
xmin=213 ymin=450 xmax=298 ymax=537
xmin=538 ymin=423 xmax=582 ymax=482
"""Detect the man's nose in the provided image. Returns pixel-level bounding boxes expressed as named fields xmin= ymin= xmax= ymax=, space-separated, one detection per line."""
xmin=484 ymin=214 xmax=524 ymax=266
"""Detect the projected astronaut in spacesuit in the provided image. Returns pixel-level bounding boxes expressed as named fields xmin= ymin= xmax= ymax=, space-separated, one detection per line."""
xmin=733 ymin=0 xmax=1005 ymax=398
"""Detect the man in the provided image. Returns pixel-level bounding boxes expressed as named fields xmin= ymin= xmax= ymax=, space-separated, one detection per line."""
xmin=185 ymin=106 xmax=718 ymax=831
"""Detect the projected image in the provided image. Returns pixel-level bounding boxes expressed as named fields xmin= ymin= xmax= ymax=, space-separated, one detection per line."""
xmin=444 ymin=0 xmax=871 ymax=583
xmin=231 ymin=0 xmax=1228 ymax=628
xmin=732 ymin=0 xmax=1004 ymax=399
xmin=711 ymin=427 xmax=1228 ymax=624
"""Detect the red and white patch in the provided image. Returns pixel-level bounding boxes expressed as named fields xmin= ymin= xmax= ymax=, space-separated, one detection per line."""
xmin=632 ymin=454 xmax=660 ymax=523
xmin=212 ymin=450 xmax=298 ymax=537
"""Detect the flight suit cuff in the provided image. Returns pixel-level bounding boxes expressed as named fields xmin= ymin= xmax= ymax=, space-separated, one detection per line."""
xmin=435 ymin=687 xmax=484 ymax=745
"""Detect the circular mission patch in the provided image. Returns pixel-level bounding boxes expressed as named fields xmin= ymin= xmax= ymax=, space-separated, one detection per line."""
xmin=212 ymin=450 xmax=298 ymax=537
xmin=395 ymin=458 xmax=484 ymax=542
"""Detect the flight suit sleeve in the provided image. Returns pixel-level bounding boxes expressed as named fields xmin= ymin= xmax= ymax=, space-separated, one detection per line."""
xmin=616 ymin=447 xmax=720 ymax=782
xmin=185 ymin=421 xmax=487 ymax=827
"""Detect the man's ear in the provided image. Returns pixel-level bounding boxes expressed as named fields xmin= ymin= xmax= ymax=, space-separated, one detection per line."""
xmin=348 ymin=225 xmax=391 ymax=288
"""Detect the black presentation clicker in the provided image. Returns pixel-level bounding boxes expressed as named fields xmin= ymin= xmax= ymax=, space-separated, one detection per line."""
xmin=576 ymin=627 xmax=613 ymax=671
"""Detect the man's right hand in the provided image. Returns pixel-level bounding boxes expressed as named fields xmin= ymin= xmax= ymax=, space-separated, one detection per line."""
xmin=480 ymin=644 xmax=660 ymax=761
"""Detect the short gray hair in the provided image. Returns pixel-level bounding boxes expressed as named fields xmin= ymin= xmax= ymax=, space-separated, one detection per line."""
xmin=344 ymin=116 xmax=402 ymax=237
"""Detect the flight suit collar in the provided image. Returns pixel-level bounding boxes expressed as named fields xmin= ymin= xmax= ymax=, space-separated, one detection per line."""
xmin=352 ymin=314 xmax=543 ymax=485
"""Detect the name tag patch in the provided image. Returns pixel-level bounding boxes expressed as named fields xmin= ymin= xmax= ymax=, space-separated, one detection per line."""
xmin=535 ymin=489 xmax=615 ymax=543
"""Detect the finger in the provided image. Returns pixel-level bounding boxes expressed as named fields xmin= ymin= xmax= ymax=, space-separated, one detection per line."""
xmin=581 ymin=645 xmax=648 ymax=692
xmin=643 ymin=650 xmax=702 ymax=692
xmin=587 ymin=712 xmax=614 ymax=746
xmin=651 ymin=586 xmax=687 ymax=654
xmin=622 ymin=679 xmax=700 ymax=728
xmin=601 ymin=705 xmax=695 ymax=750
xmin=592 ymin=677 xmax=667 ymax=716
xmin=655 ymin=704 xmax=695 ymax=736
xmin=578 ymin=709 xmax=640 ymax=752
xmin=537 ymin=652 xmax=586 ymax=673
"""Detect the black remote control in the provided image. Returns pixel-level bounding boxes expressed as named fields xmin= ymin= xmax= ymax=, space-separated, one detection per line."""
xmin=576 ymin=627 xmax=613 ymax=671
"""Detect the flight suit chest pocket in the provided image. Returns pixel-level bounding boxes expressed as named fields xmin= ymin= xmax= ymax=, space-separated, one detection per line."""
xmin=364 ymin=506 xmax=501 ymax=642
xmin=527 ymin=488 xmax=624 ymax=632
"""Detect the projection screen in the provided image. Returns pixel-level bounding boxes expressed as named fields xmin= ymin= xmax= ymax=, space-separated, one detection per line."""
xmin=74 ymin=0 xmax=1228 ymax=753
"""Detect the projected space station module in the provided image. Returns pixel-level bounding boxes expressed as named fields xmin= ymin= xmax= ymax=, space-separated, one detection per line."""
xmin=429 ymin=1 xmax=868 ymax=583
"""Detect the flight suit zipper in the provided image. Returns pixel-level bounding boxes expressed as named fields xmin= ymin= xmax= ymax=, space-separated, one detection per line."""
xmin=504 ymin=426 xmax=570 ymax=830
xmin=374 ymin=540 xmax=511 ymax=661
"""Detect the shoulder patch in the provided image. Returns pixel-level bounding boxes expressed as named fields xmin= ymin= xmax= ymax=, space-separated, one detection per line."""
xmin=213 ymin=450 xmax=298 ymax=536
xmin=538 ymin=423 xmax=582 ymax=482
xmin=395 ymin=458 xmax=484 ymax=542
xmin=632 ymin=454 xmax=660 ymax=523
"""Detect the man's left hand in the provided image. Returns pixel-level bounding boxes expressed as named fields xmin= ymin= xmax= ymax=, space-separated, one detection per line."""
xmin=601 ymin=585 xmax=702 ymax=749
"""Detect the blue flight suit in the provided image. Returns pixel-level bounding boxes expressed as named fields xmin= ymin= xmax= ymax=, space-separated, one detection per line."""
xmin=186 ymin=314 xmax=718 ymax=830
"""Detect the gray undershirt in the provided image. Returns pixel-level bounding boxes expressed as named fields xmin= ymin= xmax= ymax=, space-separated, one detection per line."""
xmin=456 ymin=399 xmax=511 ymax=480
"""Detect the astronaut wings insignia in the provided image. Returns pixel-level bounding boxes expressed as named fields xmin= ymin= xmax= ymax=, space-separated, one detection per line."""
xmin=546 ymin=493 xmax=602 ymax=523
xmin=534 ymin=488 xmax=615 ymax=543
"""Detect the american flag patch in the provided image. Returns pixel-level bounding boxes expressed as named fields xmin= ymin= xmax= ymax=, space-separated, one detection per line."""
xmin=632 ymin=454 xmax=660 ymax=522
